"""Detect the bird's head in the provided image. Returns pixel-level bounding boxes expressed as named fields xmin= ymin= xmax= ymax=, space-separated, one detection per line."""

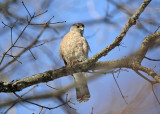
xmin=70 ymin=23 xmax=84 ymax=35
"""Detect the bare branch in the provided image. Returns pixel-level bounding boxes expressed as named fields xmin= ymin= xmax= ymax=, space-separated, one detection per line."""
xmin=0 ymin=23 xmax=47 ymax=72
xmin=112 ymin=73 xmax=128 ymax=104
xmin=34 ymin=10 xmax=48 ymax=18
xmin=0 ymin=17 xmax=32 ymax=65
xmin=4 ymin=85 xmax=38 ymax=114
xmin=152 ymin=84 xmax=160 ymax=105
xmin=134 ymin=70 xmax=155 ymax=84
xmin=144 ymin=56 xmax=160 ymax=61
xmin=88 ymin=0 xmax=151 ymax=64
xmin=22 ymin=1 xmax=32 ymax=18
xmin=154 ymin=25 xmax=160 ymax=33
xmin=29 ymin=21 xmax=66 ymax=26
xmin=134 ymin=32 xmax=160 ymax=63
xmin=13 ymin=92 xmax=70 ymax=110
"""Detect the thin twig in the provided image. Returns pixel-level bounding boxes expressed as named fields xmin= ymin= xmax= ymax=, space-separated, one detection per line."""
xmin=13 ymin=92 xmax=71 ymax=110
xmin=0 ymin=17 xmax=32 ymax=65
xmin=29 ymin=49 xmax=36 ymax=60
xmin=112 ymin=73 xmax=128 ymax=104
xmin=32 ymin=42 xmax=46 ymax=48
xmin=151 ymin=84 xmax=160 ymax=105
xmin=145 ymin=56 xmax=160 ymax=61
xmin=22 ymin=1 xmax=31 ymax=18
xmin=154 ymin=25 xmax=160 ymax=33
xmin=46 ymin=83 xmax=59 ymax=90
xmin=34 ymin=10 xmax=48 ymax=18
xmin=5 ymin=54 xmax=22 ymax=64
xmin=29 ymin=21 xmax=66 ymax=25
xmin=39 ymin=107 xmax=44 ymax=114
xmin=65 ymin=94 xmax=75 ymax=110
xmin=0 ymin=13 xmax=66 ymax=67
xmin=0 ymin=23 xmax=48 ymax=72
xmin=2 ymin=21 xmax=11 ymax=28
xmin=4 ymin=85 xmax=38 ymax=114
xmin=135 ymin=70 xmax=157 ymax=84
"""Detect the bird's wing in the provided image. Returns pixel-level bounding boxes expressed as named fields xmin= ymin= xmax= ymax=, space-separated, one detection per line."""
xmin=61 ymin=55 xmax=67 ymax=65
xmin=81 ymin=37 xmax=91 ymax=57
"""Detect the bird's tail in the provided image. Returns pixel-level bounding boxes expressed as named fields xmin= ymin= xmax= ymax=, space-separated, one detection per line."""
xmin=73 ymin=72 xmax=90 ymax=103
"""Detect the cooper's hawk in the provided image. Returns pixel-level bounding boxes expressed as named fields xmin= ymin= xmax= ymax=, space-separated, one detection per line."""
xmin=59 ymin=23 xmax=90 ymax=103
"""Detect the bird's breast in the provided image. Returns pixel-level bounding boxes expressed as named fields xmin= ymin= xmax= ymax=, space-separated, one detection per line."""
xmin=60 ymin=33 xmax=87 ymax=63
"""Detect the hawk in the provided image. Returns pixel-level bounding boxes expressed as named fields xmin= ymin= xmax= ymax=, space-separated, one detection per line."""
xmin=59 ymin=23 xmax=90 ymax=103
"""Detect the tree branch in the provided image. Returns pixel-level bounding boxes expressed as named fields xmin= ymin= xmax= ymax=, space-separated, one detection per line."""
xmin=87 ymin=0 xmax=151 ymax=64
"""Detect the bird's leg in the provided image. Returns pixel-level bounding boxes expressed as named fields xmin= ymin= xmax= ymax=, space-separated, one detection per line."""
xmin=67 ymin=60 xmax=83 ymax=66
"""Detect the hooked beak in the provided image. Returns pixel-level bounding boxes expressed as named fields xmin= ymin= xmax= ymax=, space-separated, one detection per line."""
xmin=79 ymin=26 xmax=84 ymax=30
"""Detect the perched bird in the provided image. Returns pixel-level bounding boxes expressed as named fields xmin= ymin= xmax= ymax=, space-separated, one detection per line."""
xmin=59 ymin=23 xmax=90 ymax=103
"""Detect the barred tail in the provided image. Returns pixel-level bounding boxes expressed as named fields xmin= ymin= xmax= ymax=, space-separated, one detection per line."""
xmin=73 ymin=72 xmax=90 ymax=103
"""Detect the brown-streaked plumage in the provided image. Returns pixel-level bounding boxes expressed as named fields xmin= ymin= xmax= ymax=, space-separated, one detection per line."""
xmin=59 ymin=23 xmax=90 ymax=103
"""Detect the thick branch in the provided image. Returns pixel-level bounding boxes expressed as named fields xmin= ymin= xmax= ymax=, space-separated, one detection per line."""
xmin=0 ymin=58 xmax=130 ymax=93
xmin=134 ymin=65 xmax=160 ymax=83
xmin=134 ymin=32 xmax=160 ymax=63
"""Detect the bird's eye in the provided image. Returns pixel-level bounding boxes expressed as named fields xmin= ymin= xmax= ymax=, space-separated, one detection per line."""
xmin=77 ymin=26 xmax=79 ymax=28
